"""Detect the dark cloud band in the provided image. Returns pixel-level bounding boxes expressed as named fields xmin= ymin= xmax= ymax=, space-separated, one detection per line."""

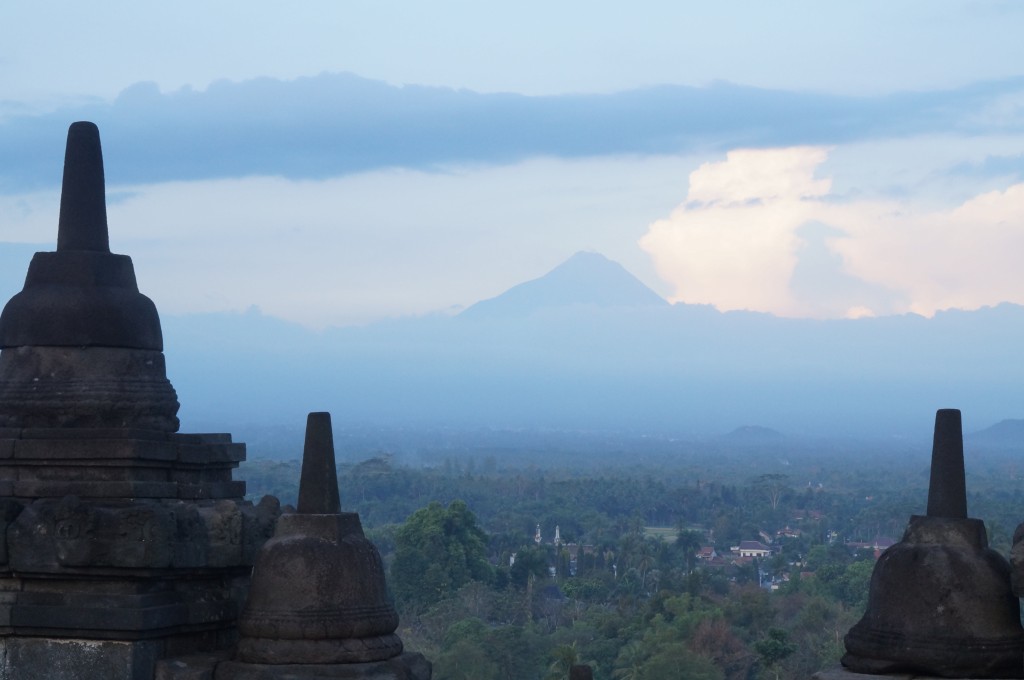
xmin=2 ymin=73 xmax=1023 ymax=193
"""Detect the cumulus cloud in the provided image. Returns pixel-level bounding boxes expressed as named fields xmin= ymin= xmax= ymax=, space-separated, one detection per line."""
xmin=640 ymin=146 xmax=1024 ymax=318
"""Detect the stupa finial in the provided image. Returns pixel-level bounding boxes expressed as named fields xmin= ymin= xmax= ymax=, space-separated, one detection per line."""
xmin=926 ymin=408 xmax=968 ymax=519
xmin=297 ymin=412 xmax=342 ymax=514
xmin=57 ymin=121 xmax=110 ymax=252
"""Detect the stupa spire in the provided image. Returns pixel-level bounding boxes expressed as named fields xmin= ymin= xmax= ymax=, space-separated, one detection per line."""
xmin=926 ymin=408 xmax=968 ymax=519
xmin=57 ymin=121 xmax=110 ymax=252
xmin=297 ymin=412 xmax=342 ymax=514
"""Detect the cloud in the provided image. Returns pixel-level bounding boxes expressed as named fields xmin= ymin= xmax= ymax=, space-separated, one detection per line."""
xmin=952 ymin=152 xmax=1024 ymax=181
xmin=640 ymin=147 xmax=1024 ymax=318
xmin=826 ymin=183 xmax=1024 ymax=316
xmin=686 ymin=147 xmax=831 ymax=204
xmin=641 ymin=148 xmax=829 ymax=315
xmin=788 ymin=222 xmax=907 ymax=317
xmin=2 ymin=73 xmax=1023 ymax=193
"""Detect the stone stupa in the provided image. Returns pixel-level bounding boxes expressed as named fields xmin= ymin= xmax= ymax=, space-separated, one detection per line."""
xmin=0 ymin=122 xmax=279 ymax=680
xmin=839 ymin=409 xmax=1024 ymax=678
xmin=215 ymin=412 xmax=431 ymax=679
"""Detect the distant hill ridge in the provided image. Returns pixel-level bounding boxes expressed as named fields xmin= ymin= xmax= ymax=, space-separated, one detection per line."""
xmin=970 ymin=419 xmax=1024 ymax=446
xmin=459 ymin=251 xmax=667 ymax=319
xmin=151 ymin=251 xmax=1024 ymax=439
xmin=722 ymin=425 xmax=786 ymax=442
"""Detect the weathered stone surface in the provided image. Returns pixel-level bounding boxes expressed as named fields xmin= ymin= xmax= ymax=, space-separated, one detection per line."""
xmin=7 ymin=497 xmax=279 ymax=573
xmin=0 ymin=250 xmax=164 ymax=350
xmin=13 ymin=436 xmax=177 ymax=460
xmin=156 ymin=653 xmax=229 ymax=680
xmin=1 ymin=429 xmax=249 ymax=504
xmin=813 ymin=665 xmax=1003 ymax=679
xmin=177 ymin=442 xmax=246 ymax=464
xmin=843 ymin=518 xmax=1023 ymax=676
xmin=172 ymin=433 xmax=233 ymax=445
xmin=215 ymin=652 xmax=432 ymax=680
xmin=16 ymin=465 xmax=168 ymax=482
xmin=0 ymin=573 xmax=250 ymax=640
xmin=0 ymin=346 xmax=179 ymax=431
xmin=275 ymin=512 xmax=363 ymax=541
xmin=21 ymin=426 xmax=168 ymax=440
xmin=236 ymin=635 xmax=404 ymax=666
xmin=1009 ymin=522 xmax=1024 ymax=597
xmin=13 ymin=601 xmax=188 ymax=632
xmin=0 ymin=499 xmax=24 ymax=565
xmin=178 ymin=481 xmax=248 ymax=500
xmin=3 ymin=637 xmax=162 ymax=680
xmin=13 ymin=479 xmax=178 ymax=499
xmin=51 ymin=497 xmax=176 ymax=568
xmin=237 ymin=520 xmax=400 ymax=663
xmin=240 ymin=496 xmax=281 ymax=565
xmin=198 ymin=500 xmax=244 ymax=567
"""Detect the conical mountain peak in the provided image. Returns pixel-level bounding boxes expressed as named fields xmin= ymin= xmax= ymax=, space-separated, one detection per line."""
xmin=460 ymin=251 xmax=667 ymax=319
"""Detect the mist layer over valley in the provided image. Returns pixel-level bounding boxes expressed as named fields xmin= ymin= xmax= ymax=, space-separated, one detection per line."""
xmin=142 ymin=252 xmax=1024 ymax=448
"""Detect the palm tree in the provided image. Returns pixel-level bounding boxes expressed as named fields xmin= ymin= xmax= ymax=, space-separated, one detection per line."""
xmin=635 ymin=540 xmax=657 ymax=592
xmin=546 ymin=642 xmax=581 ymax=680
xmin=676 ymin=529 xmax=703 ymax=573
xmin=612 ymin=641 xmax=645 ymax=680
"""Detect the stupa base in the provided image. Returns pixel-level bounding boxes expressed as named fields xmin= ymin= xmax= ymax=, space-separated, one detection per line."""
xmin=3 ymin=631 xmax=239 ymax=680
xmin=813 ymin=665 xmax=1024 ymax=679
xmin=213 ymin=652 xmax=432 ymax=680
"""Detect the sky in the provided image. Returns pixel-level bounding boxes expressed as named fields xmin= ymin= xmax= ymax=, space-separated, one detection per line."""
xmin=2 ymin=1 xmax=1024 ymax=328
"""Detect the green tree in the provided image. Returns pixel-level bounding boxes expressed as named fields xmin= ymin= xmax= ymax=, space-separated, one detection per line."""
xmin=510 ymin=546 xmax=549 ymax=588
xmin=755 ymin=628 xmax=796 ymax=680
xmin=390 ymin=500 xmax=492 ymax=611
xmin=839 ymin=559 xmax=874 ymax=611
xmin=754 ymin=474 xmax=790 ymax=511
xmin=641 ymin=644 xmax=723 ymax=680
xmin=434 ymin=638 xmax=501 ymax=680
xmin=562 ymin=577 xmax=609 ymax=602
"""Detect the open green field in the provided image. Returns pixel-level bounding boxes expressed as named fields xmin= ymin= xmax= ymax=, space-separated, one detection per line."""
xmin=643 ymin=526 xmax=678 ymax=541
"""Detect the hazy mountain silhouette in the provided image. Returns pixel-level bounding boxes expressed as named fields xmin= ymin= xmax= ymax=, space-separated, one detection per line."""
xmin=722 ymin=425 xmax=785 ymax=443
xmin=970 ymin=419 xmax=1024 ymax=447
xmin=460 ymin=251 xmax=667 ymax=319
xmin=156 ymin=253 xmax=1024 ymax=442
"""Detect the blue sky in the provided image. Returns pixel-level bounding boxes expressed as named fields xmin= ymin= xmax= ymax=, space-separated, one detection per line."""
xmin=2 ymin=1 xmax=1024 ymax=326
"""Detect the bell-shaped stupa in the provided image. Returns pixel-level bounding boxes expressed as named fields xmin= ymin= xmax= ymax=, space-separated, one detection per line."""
xmin=217 ymin=412 xmax=431 ymax=679
xmin=842 ymin=409 xmax=1024 ymax=678
xmin=0 ymin=121 xmax=178 ymax=431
